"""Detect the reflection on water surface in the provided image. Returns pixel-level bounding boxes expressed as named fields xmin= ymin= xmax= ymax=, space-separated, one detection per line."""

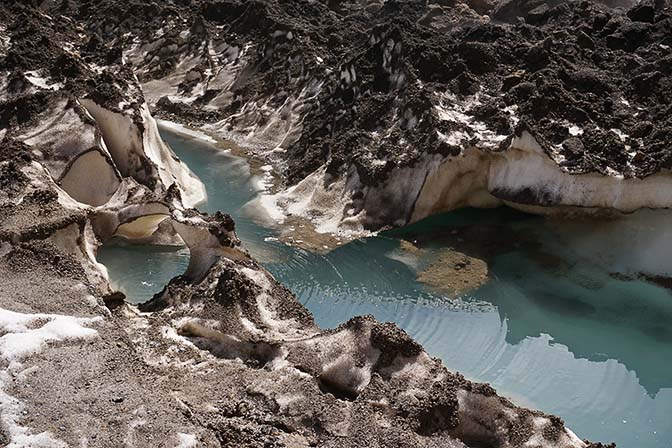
xmin=97 ymin=127 xmax=672 ymax=448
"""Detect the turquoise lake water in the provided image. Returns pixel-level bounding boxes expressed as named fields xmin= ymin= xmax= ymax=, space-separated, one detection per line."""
xmin=97 ymin=127 xmax=672 ymax=447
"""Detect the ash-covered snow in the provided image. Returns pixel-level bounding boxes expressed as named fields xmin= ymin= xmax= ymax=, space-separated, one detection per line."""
xmin=0 ymin=308 xmax=101 ymax=365
xmin=0 ymin=309 xmax=101 ymax=447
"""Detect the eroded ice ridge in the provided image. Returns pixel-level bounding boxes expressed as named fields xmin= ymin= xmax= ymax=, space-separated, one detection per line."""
xmin=114 ymin=0 xmax=672 ymax=238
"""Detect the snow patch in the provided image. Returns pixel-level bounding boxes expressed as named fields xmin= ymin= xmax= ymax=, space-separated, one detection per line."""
xmin=24 ymin=71 xmax=63 ymax=91
xmin=455 ymin=390 xmax=587 ymax=448
xmin=610 ymin=128 xmax=628 ymax=142
xmin=253 ymin=165 xmax=367 ymax=237
xmin=0 ymin=378 xmax=67 ymax=448
xmin=239 ymin=267 xmax=309 ymax=339
xmin=0 ymin=310 xmax=101 ymax=447
xmin=176 ymin=433 xmax=198 ymax=448
xmin=0 ymin=308 xmax=101 ymax=366
xmin=157 ymin=119 xmax=218 ymax=144
xmin=568 ymin=125 xmax=583 ymax=136
xmin=434 ymin=91 xmax=508 ymax=149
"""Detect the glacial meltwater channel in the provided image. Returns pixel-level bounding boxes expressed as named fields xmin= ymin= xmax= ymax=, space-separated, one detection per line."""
xmin=97 ymin=126 xmax=672 ymax=447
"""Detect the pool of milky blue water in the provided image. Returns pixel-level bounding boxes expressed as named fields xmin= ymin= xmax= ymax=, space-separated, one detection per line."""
xmin=97 ymin=127 xmax=672 ymax=448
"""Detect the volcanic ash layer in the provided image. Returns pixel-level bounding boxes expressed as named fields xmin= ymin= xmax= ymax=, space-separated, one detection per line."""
xmin=0 ymin=1 xmax=620 ymax=447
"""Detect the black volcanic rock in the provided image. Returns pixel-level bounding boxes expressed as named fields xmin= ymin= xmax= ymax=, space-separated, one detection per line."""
xmin=628 ymin=0 xmax=656 ymax=22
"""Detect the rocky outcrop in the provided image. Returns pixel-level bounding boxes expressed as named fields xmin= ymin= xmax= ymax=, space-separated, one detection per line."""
xmin=0 ymin=2 xmax=615 ymax=447
xmin=139 ymin=255 xmax=599 ymax=448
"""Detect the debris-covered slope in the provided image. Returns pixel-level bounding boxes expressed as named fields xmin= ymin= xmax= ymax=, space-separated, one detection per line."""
xmin=61 ymin=0 xmax=672 ymax=234
xmin=0 ymin=2 xmax=617 ymax=447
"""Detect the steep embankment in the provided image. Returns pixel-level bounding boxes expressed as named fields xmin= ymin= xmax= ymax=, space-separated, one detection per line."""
xmin=70 ymin=0 xmax=672 ymax=236
xmin=0 ymin=3 xmax=613 ymax=447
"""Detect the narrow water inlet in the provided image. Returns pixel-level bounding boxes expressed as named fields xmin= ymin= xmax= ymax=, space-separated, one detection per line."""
xmin=97 ymin=244 xmax=190 ymax=299
xmin=97 ymin=125 xmax=672 ymax=448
